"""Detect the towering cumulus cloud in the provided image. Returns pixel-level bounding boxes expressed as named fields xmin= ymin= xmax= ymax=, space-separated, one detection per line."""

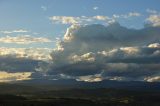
xmin=42 ymin=22 xmax=160 ymax=82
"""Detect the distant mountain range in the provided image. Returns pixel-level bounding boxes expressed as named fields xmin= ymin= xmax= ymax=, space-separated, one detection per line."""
xmin=11 ymin=79 xmax=160 ymax=91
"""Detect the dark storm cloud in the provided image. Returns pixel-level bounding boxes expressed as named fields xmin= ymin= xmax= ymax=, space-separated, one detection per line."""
xmin=106 ymin=47 xmax=160 ymax=64
xmin=102 ymin=63 xmax=160 ymax=79
xmin=48 ymin=62 xmax=103 ymax=76
xmin=44 ymin=23 xmax=160 ymax=82
xmin=0 ymin=55 xmax=43 ymax=72
xmin=53 ymin=23 xmax=160 ymax=57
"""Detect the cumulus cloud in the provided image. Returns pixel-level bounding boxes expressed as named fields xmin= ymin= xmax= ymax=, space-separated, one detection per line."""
xmin=146 ymin=14 xmax=160 ymax=27
xmin=0 ymin=35 xmax=52 ymax=44
xmin=40 ymin=23 xmax=160 ymax=82
xmin=60 ymin=23 xmax=160 ymax=52
xmin=148 ymin=43 xmax=160 ymax=48
xmin=49 ymin=43 xmax=160 ymax=79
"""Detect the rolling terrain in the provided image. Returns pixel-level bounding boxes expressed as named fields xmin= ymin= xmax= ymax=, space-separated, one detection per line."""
xmin=0 ymin=80 xmax=160 ymax=106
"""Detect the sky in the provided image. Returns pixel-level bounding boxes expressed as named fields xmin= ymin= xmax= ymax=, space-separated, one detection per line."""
xmin=0 ymin=0 xmax=160 ymax=82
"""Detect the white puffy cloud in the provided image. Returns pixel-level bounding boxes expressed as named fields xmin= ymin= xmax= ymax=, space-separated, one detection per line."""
xmin=146 ymin=15 xmax=160 ymax=27
xmin=0 ymin=35 xmax=52 ymax=44
xmin=0 ymin=71 xmax=32 ymax=82
xmin=148 ymin=43 xmax=160 ymax=48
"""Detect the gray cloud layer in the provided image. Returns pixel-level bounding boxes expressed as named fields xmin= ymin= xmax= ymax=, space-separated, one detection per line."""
xmin=0 ymin=56 xmax=43 ymax=73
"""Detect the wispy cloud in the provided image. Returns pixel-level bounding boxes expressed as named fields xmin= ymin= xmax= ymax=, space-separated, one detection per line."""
xmin=0 ymin=47 xmax=52 ymax=61
xmin=0 ymin=71 xmax=32 ymax=82
xmin=93 ymin=15 xmax=109 ymax=20
xmin=0 ymin=35 xmax=53 ymax=44
xmin=93 ymin=6 xmax=99 ymax=10
xmin=50 ymin=12 xmax=141 ymax=25
xmin=50 ymin=16 xmax=79 ymax=24
xmin=49 ymin=15 xmax=113 ymax=25
xmin=1 ymin=29 xmax=28 ymax=34
xmin=113 ymin=12 xmax=141 ymax=19
xmin=146 ymin=9 xmax=158 ymax=14
xmin=41 ymin=6 xmax=47 ymax=11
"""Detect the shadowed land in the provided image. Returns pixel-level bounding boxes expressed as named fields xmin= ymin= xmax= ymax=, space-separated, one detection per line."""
xmin=0 ymin=81 xmax=160 ymax=106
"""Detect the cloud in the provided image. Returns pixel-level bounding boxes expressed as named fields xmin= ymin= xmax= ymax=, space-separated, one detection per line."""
xmin=146 ymin=14 xmax=160 ymax=27
xmin=1 ymin=29 xmax=28 ymax=34
xmin=93 ymin=15 xmax=109 ymax=20
xmin=146 ymin=9 xmax=158 ymax=14
xmin=93 ymin=6 xmax=99 ymax=10
xmin=41 ymin=6 xmax=47 ymax=11
xmin=0 ymin=35 xmax=52 ymax=44
xmin=144 ymin=76 xmax=160 ymax=82
xmin=49 ymin=12 xmax=141 ymax=25
xmin=0 ymin=47 xmax=51 ymax=73
xmin=127 ymin=12 xmax=141 ymax=17
xmin=0 ymin=47 xmax=52 ymax=61
xmin=0 ymin=56 xmax=42 ymax=73
xmin=62 ymin=23 xmax=160 ymax=51
xmin=51 ymin=43 xmax=160 ymax=77
xmin=39 ymin=23 xmax=160 ymax=82
xmin=103 ymin=45 xmax=160 ymax=64
xmin=148 ymin=43 xmax=160 ymax=48
xmin=0 ymin=71 xmax=31 ymax=82
xmin=1 ymin=22 xmax=160 ymax=82
xmin=49 ymin=16 xmax=79 ymax=24
xmin=113 ymin=12 xmax=141 ymax=19
xmin=76 ymin=74 xmax=102 ymax=82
